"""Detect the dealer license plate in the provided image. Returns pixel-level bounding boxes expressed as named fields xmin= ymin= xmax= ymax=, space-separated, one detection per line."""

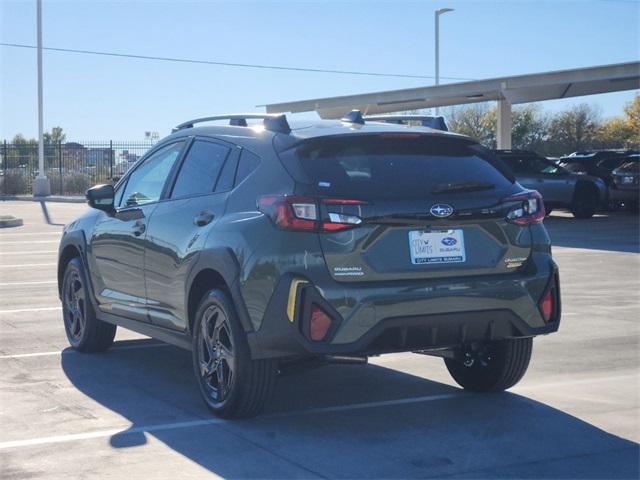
xmin=408 ymin=229 xmax=466 ymax=264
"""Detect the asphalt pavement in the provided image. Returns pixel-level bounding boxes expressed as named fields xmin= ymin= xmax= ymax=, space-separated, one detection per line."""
xmin=0 ymin=200 xmax=638 ymax=479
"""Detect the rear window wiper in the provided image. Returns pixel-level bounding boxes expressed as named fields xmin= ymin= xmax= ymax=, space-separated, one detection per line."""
xmin=431 ymin=181 xmax=495 ymax=194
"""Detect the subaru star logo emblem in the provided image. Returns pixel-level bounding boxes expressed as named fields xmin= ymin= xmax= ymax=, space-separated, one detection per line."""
xmin=430 ymin=204 xmax=454 ymax=218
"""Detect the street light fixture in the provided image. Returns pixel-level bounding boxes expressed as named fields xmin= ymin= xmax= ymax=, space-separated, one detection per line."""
xmin=434 ymin=7 xmax=454 ymax=115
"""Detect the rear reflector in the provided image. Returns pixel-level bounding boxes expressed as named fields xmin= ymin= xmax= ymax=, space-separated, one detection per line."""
xmin=310 ymin=304 xmax=333 ymax=341
xmin=540 ymin=288 xmax=554 ymax=322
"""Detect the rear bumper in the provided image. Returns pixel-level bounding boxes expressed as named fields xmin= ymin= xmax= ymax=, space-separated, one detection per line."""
xmin=246 ymin=257 xmax=560 ymax=359
xmin=609 ymin=187 xmax=638 ymax=203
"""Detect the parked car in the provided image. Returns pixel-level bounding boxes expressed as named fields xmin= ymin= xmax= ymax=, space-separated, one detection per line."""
xmin=493 ymin=149 xmax=606 ymax=218
xmin=558 ymin=150 xmax=637 ymax=186
xmin=58 ymin=112 xmax=561 ymax=418
xmin=609 ymin=155 xmax=639 ymax=213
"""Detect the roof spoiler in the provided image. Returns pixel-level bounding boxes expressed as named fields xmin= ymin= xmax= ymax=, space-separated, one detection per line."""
xmin=173 ymin=114 xmax=291 ymax=134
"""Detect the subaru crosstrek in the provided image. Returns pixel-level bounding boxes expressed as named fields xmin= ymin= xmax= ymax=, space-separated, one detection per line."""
xmin=58 ymin=112 xmax=561 ymax=418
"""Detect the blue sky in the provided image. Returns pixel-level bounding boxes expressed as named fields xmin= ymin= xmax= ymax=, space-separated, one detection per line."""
xmin=1 ymin=0 xmax=639 ymax=140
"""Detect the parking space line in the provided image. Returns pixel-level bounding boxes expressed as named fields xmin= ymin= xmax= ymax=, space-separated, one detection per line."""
xmin=0 ymin=371 xmax=637 ymax=451
xmin=0 ymin=263 xmax=57 ymax=268
xmin=0 ymin=232 xmax=61 ymax=236
xmin=0 ymin=343 xmax=170 ymax=359
xmin=0 ymin=306 xmax=61 ymax=314
xmin=0 ymin=251 xmax=57 ymax=255
xmin=0 ymin=393 xmax=462 ymax=450
xmin=0 ymin=240 xmax=59 ymax=245
xmin=0 ymin=280 xmax=57 ymax=286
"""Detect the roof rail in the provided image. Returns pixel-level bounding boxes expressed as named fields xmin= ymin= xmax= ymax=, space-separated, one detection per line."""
xmin=364 ymin=115 xmax=448 ymax=131
xmin=173 ymin=114 xmax=291 ymax=134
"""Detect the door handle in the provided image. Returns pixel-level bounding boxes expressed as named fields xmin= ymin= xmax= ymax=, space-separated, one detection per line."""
xmin=132 ymin=220 xmax=146 ymax=236
xmin=194 ymin=210 xmax=214 ymax=226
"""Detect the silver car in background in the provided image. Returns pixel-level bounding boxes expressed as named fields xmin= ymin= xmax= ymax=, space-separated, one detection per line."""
xmin=493 ymin=149 xmax=606 ymax=218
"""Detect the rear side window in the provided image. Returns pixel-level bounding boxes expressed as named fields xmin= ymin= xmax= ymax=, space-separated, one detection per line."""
xmin=280 ymin=135 xmax=514 ymax=199
xmin=618 ymin=161 xmax=639 ymax=173
xmin=235 ymin=150 xmax=260 ymax=185
xmin=171 ymin=140 xmax=230 ymax=198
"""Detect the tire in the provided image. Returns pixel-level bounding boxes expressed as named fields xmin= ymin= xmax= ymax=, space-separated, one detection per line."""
xmin=62 ymin=257 xmax=116 ymax=352
xmin=570 ymin=191 xmax=598 ymax=219
xmin=192 ymin=289 xmax=276 ymax=418
xmin=444 ymin=338 xmax=532 ymax=392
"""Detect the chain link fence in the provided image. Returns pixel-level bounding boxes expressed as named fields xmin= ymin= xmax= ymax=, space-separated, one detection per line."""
xmin=1 ymin=140 xmax=154 ymax=195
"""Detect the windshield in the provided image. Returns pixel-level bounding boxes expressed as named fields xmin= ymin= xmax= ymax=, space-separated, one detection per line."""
xmin=279 ymin=135 xmax=514 ymax=200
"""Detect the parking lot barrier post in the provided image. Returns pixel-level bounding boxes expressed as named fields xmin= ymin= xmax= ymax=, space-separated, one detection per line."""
xmin=110 ymin=140 xmax=114 ymax=180
xmin=2 ymin=140 xmax=7 ymax=194
xmin=58 ymin=141 xmax=63 ymax=195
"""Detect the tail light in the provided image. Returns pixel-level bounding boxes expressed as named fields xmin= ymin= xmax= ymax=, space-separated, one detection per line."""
xmin=309 ymin=304 xmax=333 ymax=341
xmin=504 ymin=190 xmax=545 ymax=225
xmin=258 ymin=195 xmax=365 ymax=232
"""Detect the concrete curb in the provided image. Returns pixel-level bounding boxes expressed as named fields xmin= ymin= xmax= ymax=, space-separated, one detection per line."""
xmin=0 ymin=195 xmax=85 ymax=204
xmin=0 ymin=217 xmax=24 ymax=228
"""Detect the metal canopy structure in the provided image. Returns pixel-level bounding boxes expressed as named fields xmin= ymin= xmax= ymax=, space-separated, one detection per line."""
xmin=264 ymin=61 xmax=640 ymax=149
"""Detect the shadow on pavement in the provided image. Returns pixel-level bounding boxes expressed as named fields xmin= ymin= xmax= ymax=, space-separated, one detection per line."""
xmin=38 ymin=201 xmax=65 ymax=226
xmin=61 ymin=339 xmax=640 ymax=479
xmin=544 ymin=212 xmax=639 ymax=253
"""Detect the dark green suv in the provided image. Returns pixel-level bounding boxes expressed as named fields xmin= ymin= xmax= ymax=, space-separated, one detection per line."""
xmin=58 ymin=112 xmax=561 ymax=418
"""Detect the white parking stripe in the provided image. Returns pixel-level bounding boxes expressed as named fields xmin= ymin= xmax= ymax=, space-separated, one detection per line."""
xmin=0 ymin=306 xmax=61 ymax=314
xmin=0 ymin=240 xmax=59 ymax=245
xmin=0 ymin=280 xmax=57 ymax=286
xmin=0 ymin=393 xmax=462 ymax=450
xmin=0 ymin=371 xmax=636 ymax=451
xmin=0 ymin=263 xmax=57 ymax=268
xmin=0 ymin=343 xmax=170 ymax=359
xmin=0 ymin=251 xmax=57 ymax=255
xmin=0 ymin=232 xmax=61 ymax=236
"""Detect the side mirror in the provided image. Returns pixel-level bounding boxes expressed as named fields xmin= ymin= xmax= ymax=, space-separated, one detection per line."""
xmin=86 ymin=184 xmax=115 ymax=213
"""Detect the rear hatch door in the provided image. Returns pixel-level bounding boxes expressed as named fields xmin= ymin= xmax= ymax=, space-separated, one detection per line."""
xmin=279 ymin=133 xmax=534 ymax=282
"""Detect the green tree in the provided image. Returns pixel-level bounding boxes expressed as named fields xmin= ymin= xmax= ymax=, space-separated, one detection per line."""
xmin=623 ymin=94 xmax=639 ymax=147
xmin=595 ymin=117 xmax=633 ymax=149
xmin=446 ymin=104 xmax=495 ymax=146
xmin=547 ymin=104 xmax=602 ymax=155
xmin=44 ymin=126 xmax=66 ymax=144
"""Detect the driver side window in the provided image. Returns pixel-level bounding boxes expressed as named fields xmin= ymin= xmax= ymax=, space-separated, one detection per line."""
xmin=118 ymin=142 xmax=184 ymax=208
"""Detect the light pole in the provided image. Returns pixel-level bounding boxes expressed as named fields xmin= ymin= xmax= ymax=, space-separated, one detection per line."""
xmin=33 ymin=0 xmax=50 ymax=196
xmin=434 ymin=7 xmax=454 ymax=115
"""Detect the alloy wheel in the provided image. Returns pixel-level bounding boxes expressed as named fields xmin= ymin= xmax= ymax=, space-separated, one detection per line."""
xmin=197 ymin=305 xmax=236 ymax=404
xmin=64 ymin=270 xmax=86 ymax=343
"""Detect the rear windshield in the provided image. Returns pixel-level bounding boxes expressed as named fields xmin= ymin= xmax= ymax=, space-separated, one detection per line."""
xmin=617 ymin=161 xmax=639 ymax=173
xmin=279 ymin=134 xmax=514 ymax=199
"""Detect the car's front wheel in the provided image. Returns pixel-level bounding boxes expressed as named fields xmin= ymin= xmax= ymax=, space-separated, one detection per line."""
xmin=192 ymin=289 xmax=276 ymax=418
xmin=444 ymin=338 xmax=532 ymax=392
xmin=62 ymin=257 xmax=116 ymax=352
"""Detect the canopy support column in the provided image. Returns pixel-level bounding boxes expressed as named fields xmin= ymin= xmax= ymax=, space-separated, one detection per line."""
xmin=497 ymin=98 xmax=512 ymax=150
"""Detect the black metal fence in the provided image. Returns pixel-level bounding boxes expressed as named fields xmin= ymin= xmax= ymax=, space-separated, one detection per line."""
xmin=1 ymin=140 xmax=154 ymax=195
